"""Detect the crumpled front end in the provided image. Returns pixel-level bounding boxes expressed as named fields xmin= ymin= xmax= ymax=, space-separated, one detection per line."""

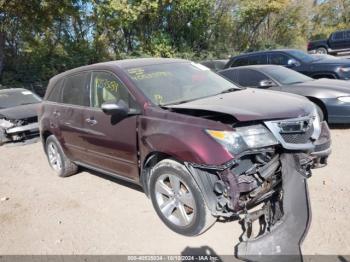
xmin=0 ymin=117 xmax=39 ymax=145
xmin=186 ymin=113 xmax=331 ymax=261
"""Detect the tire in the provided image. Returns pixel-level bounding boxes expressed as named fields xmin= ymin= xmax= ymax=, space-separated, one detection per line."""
xmin=149 ymin=159 xmax=216 ymax=236
xmin=45 ymin=135 xmax=78 ymax=177
xmin=316 ymin=47 xmax=327 ymax=54
xmin=314 ymin=103 xmax=324 ymax=122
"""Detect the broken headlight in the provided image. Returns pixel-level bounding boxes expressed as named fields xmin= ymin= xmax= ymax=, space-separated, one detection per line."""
xmin=0 ymin=119 xmax=14 ymax=129
xmin=206 ymin=124 xmax=279 ymax=155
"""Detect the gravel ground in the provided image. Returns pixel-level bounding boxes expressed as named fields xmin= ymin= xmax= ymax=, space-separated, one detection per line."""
xmin=0 ymin=128 xmax=349 ymax=257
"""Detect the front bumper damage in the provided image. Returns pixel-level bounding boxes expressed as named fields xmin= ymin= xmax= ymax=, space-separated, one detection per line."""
xmin=235 ymin=154 xmax=311 ymax=262
xmin=0 ymin=118 xmax=39 ymax=145
xmin=186 ymin=121 xmax=331 ymax=262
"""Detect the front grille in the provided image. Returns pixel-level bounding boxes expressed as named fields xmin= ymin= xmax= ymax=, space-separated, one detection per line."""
xmin=16 ymin=116 xmax=38 ymax=125
xmin=280 ymin=125 xmax=314 ymax=144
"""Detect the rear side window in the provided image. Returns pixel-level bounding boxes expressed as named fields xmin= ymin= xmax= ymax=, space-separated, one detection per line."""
xmin=236 ymin=69 xmax=268 ymax=87
xmin=62 ymin=72 xmax=89 ymax=106
xmin=248 ymin=54 xmax=267 ymax=65
xmin=231 ymin=54 xmax=267 ymax=67
xmin=46 ymin=78 xmax=63 ymax=102
xmin=231 ymin=57 xmax=250 ymax=67
xmin=332 ymin=31 xmax=344 ymax=41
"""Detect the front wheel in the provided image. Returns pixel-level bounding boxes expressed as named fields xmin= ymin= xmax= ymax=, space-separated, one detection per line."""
xmin=45 ymin=135 xmax=78 ymax=177
xmin=149 ymin=159 xmax=216 ymax=236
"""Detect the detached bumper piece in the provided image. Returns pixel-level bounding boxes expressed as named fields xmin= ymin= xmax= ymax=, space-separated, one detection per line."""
xmin=235 ymin=154 xmax=311 ymax=262
xmin=311 ymin=121 xmax=331 ymax=168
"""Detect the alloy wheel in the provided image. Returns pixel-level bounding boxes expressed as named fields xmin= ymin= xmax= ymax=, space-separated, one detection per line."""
xmin=155 ymin=173 xmax=196 ymax=227
xmin=47 ymin=142 xmax=62 ymax=172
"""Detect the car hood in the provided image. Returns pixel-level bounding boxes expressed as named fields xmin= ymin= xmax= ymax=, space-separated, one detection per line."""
xmin=292 ymin=79 xmax=350 ymax=94
xmin=166 ymin=89 xmax=314 ymax=122
xmin=0 ymin=103 xmax=40 ymax=120
xmin=312 ymin=57 xmax=350 ymax=65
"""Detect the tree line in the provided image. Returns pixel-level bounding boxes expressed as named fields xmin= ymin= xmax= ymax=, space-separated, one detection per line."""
xmin=0 ymin=0 xmax=349 ymax=91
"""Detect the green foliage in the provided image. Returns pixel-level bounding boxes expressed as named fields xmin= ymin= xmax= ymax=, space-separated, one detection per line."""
xmin=0 ymin=0 xmax=349 ymax=90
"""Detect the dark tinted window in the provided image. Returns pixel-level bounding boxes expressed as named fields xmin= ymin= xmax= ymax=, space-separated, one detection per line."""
xmin=232 ymin=57 xmax=250 ymax=67
xmin=219 ymin=69 xmax=239 ymax=83
xmin=345 ymin=30 xmax=350 ymax=40
xmin=62 ymin=72 xmax=89 ymax=106
xmin=231 ymin=54 xmax=267 ymax=67
xmin=332 ymin=31 xmax=344 ymax=40
xmin=90 ymin=71 xmax=138 ymax=109
xmin=236 ymin=69 xmax=269 ymax=87
xmin=270 ymin=53 xmax=290 ymax=65
xmin=46 ymin=78 xmax=63 ymax=102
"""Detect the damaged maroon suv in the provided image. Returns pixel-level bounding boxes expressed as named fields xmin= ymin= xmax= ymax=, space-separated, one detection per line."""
xmin=39 ymin=58 xmax=331 ymax=260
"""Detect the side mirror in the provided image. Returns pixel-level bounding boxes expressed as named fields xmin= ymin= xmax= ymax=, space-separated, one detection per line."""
xmin=287 ymin=58 xmax=300 ymax=68
xmin=259 ymin=79 xmax=276 ymax=88
xmin=101 ymin=100 xmax=129 ymax=118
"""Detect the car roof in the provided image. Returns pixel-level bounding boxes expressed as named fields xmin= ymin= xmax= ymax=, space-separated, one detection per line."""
xmin=231 ymin=49 xmax=299 ymax=59
xmin=50 ymin=58 xmax=188 ymax=81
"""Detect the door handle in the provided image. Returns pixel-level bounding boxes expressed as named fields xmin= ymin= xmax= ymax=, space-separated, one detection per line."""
xmin=53 ymin=111 xmax=60 ymax=118
xmin=85 ymin=118 xmax=98 ymax=126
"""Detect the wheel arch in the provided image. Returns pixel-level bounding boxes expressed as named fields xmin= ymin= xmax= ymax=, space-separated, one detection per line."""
xmin=140 ymin=151 xmax=177 ymax=196
xmin=311 ymin=73 xmax=338 ymax=79
xmin=306 ymin=96 xmax=328 ymax=121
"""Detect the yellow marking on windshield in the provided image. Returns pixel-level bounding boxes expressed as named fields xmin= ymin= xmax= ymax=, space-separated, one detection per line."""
xmin=127 ymin=68 xmax=172 ymax=81
xmin=96 ymin=78 xmax=119 ymax=92
xmin=154 ymin=94 xmax=164 ymax=104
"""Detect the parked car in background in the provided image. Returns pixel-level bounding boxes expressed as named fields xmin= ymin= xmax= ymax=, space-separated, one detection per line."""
xmin=200 ymin=59 xmax=228 ymax=72
xmin=40 ymin=58 xmax=330 ymax=260
xmin=225 ymin=49 xmax=350 ymax=80
xmin=307 ymin=29 xmax=350 ymax=55
xmin=0 ymin=88 xmax=41 ymax=145
xmin=219 ymin=65 xmax=350 ymax=124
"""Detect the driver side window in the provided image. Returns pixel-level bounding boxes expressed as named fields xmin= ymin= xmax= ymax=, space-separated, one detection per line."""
xmin=90 ymin=71 xmax=137 ymax=109
xmin=270 ymin=53 xmax=290 ymax=66
xmin=236 ymin=69 xmax=269 ymax=87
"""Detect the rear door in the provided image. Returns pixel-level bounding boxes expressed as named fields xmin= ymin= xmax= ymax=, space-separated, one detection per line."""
xmin=79 ymin=70 xmax=139 ymax=180
xmin=57 ymin=72 xmax=90 ymax=162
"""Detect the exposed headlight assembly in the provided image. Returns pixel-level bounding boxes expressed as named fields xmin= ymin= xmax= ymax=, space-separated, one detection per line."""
xmin=338 ymin=96 xmax=350 ymax=103
xmin=0 ymin=119 xmax=14 ymax=129
xmin=206 ymin=124 xmax=279 ymax=156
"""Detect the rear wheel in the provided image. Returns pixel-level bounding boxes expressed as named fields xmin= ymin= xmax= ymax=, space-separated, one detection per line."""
xmin=149 ymin=159 xmax=216 ymax=236
xmin=316 ymin=47 xmax=327 ymax=54
xmin=45 ymin=135 xmax=78 ymax=177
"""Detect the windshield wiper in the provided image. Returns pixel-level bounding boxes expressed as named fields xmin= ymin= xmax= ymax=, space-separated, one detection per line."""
xmin=162 ymin=99 xmax=196 ymax=106
xmin=217 ymin=87 xmax=241 ymax=95
xmin=288 ymin=81 xmax=305 ymax=85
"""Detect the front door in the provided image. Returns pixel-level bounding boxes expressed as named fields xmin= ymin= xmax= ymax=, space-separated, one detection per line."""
xmin=80 ymin=71 xmax=139 ymax=180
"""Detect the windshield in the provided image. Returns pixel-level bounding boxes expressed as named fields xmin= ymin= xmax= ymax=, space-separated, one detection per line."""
xmin=125 ymin=62 xmax=241 ymax=105
xmin=0 ymin=90 xmax=41 ymax=109
xmin=288 ymin=50 xmax=316 ymax=63
xmin=262 ymin=66 xmax=313 ymax=85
